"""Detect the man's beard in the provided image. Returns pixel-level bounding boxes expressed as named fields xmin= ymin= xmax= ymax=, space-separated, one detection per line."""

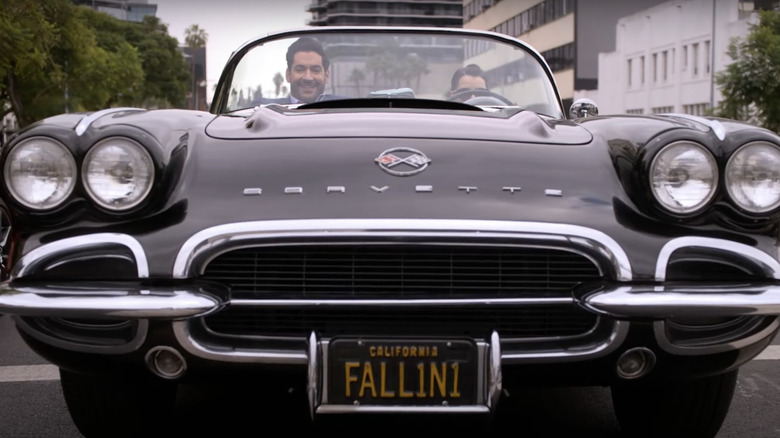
xmin=293 ymin=79 xmax=324 ymax=103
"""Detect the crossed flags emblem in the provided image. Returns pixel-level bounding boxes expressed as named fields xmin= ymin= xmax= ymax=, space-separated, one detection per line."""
xmin=375 ymin=152 xmax=431 ymax=168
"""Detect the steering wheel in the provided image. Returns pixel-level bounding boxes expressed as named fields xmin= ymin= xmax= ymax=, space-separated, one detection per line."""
xmin=447 ymin=88 xmax=514 ymax=105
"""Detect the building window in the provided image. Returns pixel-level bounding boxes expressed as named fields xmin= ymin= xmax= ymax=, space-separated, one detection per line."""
xmin=640 ymin=56 xmax=645 ymax=85
xmin=627 ymin=58 xmax=632 ymax=87
xmin=652 ymin=53 xmax=658 ymax=83
xmin=682 ymin=45 xmax=688 ymax=72
xmin=626 ymin=108 xmax=644 ymax=114
xmin=662 ymin=50 xmax=668 ymax=81
xmin=704 ymin=40 xmax=711 ymax=74
xmin=491 ymin=0 xmax=573 ymax=36
xmin=538 ymin=42 xmax=575 ymax=72
xmin=652 ymin=106 xmax=674 ymax=114
xmin=683 ymin=103 xmax=711 ymax=116
xmin=692 ymin=42 xmax=699 ymax=76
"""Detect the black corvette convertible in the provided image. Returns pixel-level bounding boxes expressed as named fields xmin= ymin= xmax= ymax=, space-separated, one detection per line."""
xmin=1 ymin=26 xmax=780 ymax=437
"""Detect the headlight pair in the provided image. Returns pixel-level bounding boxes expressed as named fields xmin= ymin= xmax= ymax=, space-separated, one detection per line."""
xmin=4 ymin=136 xmax=154 ymax=212
xmin=651 ymin=140 xmax=780 ymax=215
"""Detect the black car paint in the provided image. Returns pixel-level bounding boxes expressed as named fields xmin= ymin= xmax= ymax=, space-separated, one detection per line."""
xmin=5 ymin=106 xmax=777 ymax=281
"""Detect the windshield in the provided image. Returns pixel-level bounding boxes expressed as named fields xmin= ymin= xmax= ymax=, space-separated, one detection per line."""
xmin=218 ymin=29 xmax=563 ymax=118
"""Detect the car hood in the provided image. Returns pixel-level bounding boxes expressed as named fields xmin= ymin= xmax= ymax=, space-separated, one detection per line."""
xmin=205 ymin=106 xmax=593 ymax=145
xmin=9 ymin=107 xmax=771 ymax=279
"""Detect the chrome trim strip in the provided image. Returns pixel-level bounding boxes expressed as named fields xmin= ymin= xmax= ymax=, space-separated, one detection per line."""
xmin=501 ymin=321 xmax=629 ymax=363
xmin=307 ymin=331 xmax=320 ymax=418
xmin=75 ymin=107 xmax=145 ymax=136
xmin=13 ymin=233 xmax=149 ymax=279
xmin=0 ymin=285 xmax=221 ymax=319
xmin=174 ymin=317 xmax=623 ymax=365
xmin=656 ymin=236 xmax=780 ymax=281
xmin=173 ymin=219 xmax=633 ymax=281
xmin=172 ymin=320 xmax=309 ymax=364
xmin=320 ymin=338 xmax=332 ymax=407
xmin=582 ymin=285 xmax=780 ymax=318
xmin=230 ymin=297 xmax=575 ymax=307
xmin=653 ymin=317 xmax=780 ymax=356
xmin=13 ymin=316 xmax=149 ymax=355
xmin=488 ymin=331 xmax=502 ymax=410
xmin=315 ymin=405 xmax=491 ymax=414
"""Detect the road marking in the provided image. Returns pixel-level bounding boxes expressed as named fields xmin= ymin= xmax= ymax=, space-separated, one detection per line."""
xmin=0 ymin=364 xmax=59 ymax=382
xmin=755 ymin=345 xmax=780 ymax=360
xmin=0 ymin=346 xmax=777 ymax=383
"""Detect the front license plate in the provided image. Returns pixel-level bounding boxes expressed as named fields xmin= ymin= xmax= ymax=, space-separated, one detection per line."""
xmin=328 ymin=338 xmax=478 ymax=406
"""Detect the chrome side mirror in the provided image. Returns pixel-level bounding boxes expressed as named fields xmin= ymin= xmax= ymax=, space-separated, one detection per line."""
xmin=569 ymin=98 xmax=599 ymax=119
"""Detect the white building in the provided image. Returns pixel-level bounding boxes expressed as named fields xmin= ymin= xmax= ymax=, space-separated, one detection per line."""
xmin=585 ymin=0 xmax=758 ymax=115
xmin=463 ymin=0 xmax=671 ymax=112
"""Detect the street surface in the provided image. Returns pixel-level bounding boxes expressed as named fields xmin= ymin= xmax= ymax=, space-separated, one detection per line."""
xmin=1 ymin=314 xmax=778 ymax=437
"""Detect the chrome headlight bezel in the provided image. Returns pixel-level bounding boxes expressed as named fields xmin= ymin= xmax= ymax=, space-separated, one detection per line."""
xmin=725 ymin=141 xmax=780 ymax=214
xmin=3 ymin=136 xmax=77 ymax=210
xmin=649 ymin=140 xmax=718 ymax=215
xmin=82 ymin=137 xmax=155 ymax=211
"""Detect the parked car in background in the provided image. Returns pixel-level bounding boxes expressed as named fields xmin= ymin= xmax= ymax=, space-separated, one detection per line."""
xmin=1 ymin=26 xmax=780 ymax=438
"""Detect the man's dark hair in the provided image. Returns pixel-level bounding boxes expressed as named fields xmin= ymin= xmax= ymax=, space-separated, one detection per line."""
xmin=286 ymin=37 xmax=330 ymax=70
xmin=451 ymin=63 xmax=487 ymax=90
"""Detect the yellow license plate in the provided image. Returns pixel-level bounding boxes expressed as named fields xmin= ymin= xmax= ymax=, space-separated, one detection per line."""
xmin=328 ymin=338 xmax=477 ymax=406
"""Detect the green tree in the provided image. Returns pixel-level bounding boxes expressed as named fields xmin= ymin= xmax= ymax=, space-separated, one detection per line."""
xmin=0 ymin=0 xmax=133 ymax=126
xmin=273 ymin=71 xmax=284 ymax=97
xmin=85 ymin=11 xmax=190 ymax=108
xmin=714 ymin=10 xmax=780 ymax=132
xmin=0 ymin=0 xmax=58 ymax=125
xmin=0 ymin=0 xmax=190 ymax=128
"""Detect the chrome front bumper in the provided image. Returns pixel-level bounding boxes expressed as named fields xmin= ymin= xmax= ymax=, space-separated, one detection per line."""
xmin=2 ymin=219 xmax=780 ymax=363
xmin=3 ymin=283 xmax=780 ymax=320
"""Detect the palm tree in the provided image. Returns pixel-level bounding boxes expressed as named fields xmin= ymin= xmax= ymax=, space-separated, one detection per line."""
xmin=404 ymin=53 xmax=429 ymax=91
xmin=184 ymin=24 xmax=208 ymax=50
xmin=184 ymin=24 xmax=208 ymax=109
xmin=348 ymin=68 xmax=365 ymax=97
xmin=273 ymin=72 xmax=284 ymax=97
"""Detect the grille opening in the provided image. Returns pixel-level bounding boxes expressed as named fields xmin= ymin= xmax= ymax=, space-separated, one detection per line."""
xmin=201 ymin=244 xmax=602 ymax=299
xmin=199 ymin=244 xmax=603 ymax=341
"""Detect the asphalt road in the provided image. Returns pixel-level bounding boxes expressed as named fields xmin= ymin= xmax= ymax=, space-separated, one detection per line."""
xmin=1 ymin=314 xmax=778 ymax=437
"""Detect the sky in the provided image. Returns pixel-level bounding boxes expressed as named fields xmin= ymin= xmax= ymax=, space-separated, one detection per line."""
xmin=154 ymin=0 xmax=311 ymax=103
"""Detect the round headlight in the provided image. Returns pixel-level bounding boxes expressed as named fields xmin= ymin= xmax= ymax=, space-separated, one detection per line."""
xmin=82 ymin=137 xmax=154 ymax=211
xmin=726 ymin=142 xmax=780 ymax=213
xmin=3 ymin=137 xmax=77 ymax=210
xmin=650 ymin=141 xmax=718 ymax=214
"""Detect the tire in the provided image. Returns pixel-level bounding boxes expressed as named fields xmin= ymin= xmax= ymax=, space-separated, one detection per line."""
xmin=611 ymin=370 xmax=738 ymax=438
xmin=59 ymin=368 xmax=178 ymax=438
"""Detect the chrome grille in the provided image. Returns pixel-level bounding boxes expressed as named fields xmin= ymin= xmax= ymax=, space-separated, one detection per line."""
xmin=200 ymin=244 xmax=602 ymax=339
xmin=201 ymin=245 xmax=601 ymax=299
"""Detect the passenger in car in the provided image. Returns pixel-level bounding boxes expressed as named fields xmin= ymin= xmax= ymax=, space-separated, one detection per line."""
xmin=449 ymin=64 xmax=488 ymax=100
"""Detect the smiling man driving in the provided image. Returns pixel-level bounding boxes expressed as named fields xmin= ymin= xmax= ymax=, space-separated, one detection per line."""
xmin=285 ymin=37 xmax=330 ymax=103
